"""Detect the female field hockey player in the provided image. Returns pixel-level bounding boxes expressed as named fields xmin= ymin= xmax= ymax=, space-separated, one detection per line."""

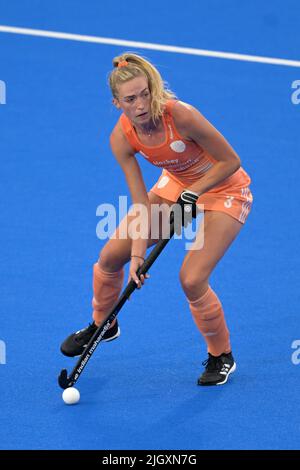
xmin=61 ymin=53 xmax=253 ymax=386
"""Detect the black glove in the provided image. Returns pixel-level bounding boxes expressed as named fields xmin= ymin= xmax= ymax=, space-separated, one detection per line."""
xmin=170 ymin=189 xmax=199 ymax=232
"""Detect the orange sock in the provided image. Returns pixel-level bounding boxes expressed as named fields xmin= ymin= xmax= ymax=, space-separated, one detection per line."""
xmin=92 ymin=263 xmax=124 ymax=326
xmin=189 ymin=286 xmax=231 ymax=356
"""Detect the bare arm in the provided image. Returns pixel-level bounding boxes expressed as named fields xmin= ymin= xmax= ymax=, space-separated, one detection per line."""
xmin=110 ymin=122 xmax=150 ymax=259
xmin=172 ymin=101 xmax=241 ymax=195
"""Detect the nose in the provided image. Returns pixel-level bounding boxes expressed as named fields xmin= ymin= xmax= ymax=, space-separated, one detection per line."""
xmin=136 ymin=96 xmax=145 ymax=110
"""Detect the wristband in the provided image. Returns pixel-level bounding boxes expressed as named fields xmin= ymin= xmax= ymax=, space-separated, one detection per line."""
xmin=131 ymin=255 xmax=145 ymax=261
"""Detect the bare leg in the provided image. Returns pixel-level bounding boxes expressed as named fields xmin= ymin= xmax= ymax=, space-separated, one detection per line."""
xmin=180 ymin=210 xmax=243 ymax=356
xmin=93 ymin=192 xmax=173 ymax=324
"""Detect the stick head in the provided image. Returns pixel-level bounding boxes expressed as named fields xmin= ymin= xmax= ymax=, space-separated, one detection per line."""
xmin=58 ymin=369 xmax=74 ymax=389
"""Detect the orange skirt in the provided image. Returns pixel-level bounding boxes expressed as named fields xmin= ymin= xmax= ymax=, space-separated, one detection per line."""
xmin=150 ymin=167 xmax=253 ymax=224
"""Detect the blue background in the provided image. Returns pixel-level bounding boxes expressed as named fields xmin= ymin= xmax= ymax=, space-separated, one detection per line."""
xmin=0 ymin=0 xmax=299 ymax=450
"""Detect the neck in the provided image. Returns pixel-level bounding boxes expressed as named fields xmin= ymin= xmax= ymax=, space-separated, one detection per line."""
xmin=135 ymin=118 xmax=158 ymax=136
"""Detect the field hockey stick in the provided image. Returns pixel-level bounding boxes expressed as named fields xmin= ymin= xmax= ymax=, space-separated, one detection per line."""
xmin=58 ymin=214 xmax=175 ymax=389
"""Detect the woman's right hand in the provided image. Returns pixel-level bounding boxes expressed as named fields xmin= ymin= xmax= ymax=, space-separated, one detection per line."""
xmin=128 ymin=256 xmax=150 ymax=289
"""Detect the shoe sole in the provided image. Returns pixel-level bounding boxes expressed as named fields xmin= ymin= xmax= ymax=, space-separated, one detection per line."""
xmin=198 ymin=362 xmax=237 ymax=386
xmin=60 ymin=327 xmax=121 ymax=358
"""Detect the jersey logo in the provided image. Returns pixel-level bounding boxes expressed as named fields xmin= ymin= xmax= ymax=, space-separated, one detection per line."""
xmin=170 ymin=140 xmax=186 ymax=153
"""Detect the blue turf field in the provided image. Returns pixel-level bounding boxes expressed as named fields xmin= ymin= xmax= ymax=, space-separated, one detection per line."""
xmin=0 ymin=0 xmax=300 ymax=450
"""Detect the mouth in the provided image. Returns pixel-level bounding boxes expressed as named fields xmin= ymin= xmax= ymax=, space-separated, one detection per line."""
xmin=137 ymin=112 xmax=148 ymax=118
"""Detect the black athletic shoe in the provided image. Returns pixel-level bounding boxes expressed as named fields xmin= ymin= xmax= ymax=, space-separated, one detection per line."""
xmin=197 ymin=351 xmax=236 ymax=386
xmin=60 ymin=320 xmax=120 ymax=357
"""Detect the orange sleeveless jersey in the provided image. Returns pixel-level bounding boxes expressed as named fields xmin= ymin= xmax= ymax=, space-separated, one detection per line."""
xmin=119 ymin=99 xmax=253 ymax=224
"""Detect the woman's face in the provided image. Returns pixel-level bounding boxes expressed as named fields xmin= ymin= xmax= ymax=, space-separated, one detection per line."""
xmin=114 ymin=75 xmax=151 ymax=125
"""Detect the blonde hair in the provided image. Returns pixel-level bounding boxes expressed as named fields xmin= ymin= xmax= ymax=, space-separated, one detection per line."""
xmin=108 ymin=52 xmax=176 ymax=122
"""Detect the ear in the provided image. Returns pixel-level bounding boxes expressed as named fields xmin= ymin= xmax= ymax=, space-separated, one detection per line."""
xmin=112 ymin=98 xmax=121 ymax=109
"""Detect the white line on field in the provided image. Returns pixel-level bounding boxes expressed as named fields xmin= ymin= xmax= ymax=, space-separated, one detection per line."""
xmin=0 ymin=25 xmax=299 ymax=68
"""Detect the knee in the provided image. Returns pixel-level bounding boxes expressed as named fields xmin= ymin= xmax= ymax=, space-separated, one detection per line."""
xmin=179 ymin=266 xmax=210 ymax=298
xmin=97 ymin=245 xmax=123 ymax=272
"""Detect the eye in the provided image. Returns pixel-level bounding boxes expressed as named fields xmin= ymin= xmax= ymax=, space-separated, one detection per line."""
xmin=125 ymin=97 xmax=135 ymax=103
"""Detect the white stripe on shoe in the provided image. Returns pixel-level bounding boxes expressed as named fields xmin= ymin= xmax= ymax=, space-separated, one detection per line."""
xmin=217 ymin=362 xmax=237 ymax=385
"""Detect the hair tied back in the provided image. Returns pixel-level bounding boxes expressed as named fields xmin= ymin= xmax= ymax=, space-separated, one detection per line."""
xmin=117 ymin=60 xmax=129 ymax=68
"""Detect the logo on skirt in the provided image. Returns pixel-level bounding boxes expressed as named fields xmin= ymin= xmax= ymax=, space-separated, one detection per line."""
xmin=157 ymin=176 xmax=170 ymax=189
